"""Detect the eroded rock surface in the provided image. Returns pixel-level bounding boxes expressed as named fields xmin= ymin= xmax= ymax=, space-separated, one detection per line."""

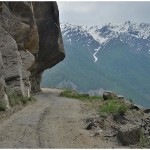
xmin=0 ymin=25 xmax=24 ymax=95
xmin=0 ymin=2 xmax=65 ymax=107
xmin=30 ymin=2 xmax=65 ymax=93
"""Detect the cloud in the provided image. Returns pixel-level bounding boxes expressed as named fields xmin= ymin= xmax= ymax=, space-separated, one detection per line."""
xmin=58 ymin=2 xmax=97 ymax=13
xmin=57 ymin=1 xmax=150 ymax=26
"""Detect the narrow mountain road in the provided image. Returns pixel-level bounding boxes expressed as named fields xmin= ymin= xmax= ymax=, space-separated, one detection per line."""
xmin=0 ymin=88 xmax=118 ymax=148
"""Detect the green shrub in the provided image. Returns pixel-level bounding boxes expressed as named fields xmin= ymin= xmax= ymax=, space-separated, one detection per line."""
xmin=6 ymin=89 xmax=29 ymax=106
xmin=20 ymin=95 xmax=29 ymax=105
xmin=6 ymin=90 xmax=21 ymax=106
xmin=100 ymin=99 xmax=128 ymax=116
xmin=60 ymin=89 xmax=74 ymax=97
xmin=60 ymin=89 xmax=102 ymax=101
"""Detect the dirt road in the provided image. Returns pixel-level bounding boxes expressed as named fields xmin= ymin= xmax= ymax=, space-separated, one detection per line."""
xmin=0 ymin=88 xmax=118 ymax=148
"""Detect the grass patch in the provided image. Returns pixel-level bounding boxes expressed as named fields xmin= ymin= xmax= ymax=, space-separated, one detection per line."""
xmin=6 ymin=89 xmax=30 ymax=107
xmin=20 ymin=95 xmax=29 ymax=105
xmin=6 ymin=90 xmax=21 ymax=107
xmin=100 ymin=99 xmax=128 ymax=116
xmin=60 ymin=89 xmax=102 ymax=101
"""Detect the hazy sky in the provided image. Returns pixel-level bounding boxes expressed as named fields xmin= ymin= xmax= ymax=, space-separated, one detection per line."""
xmin=57 ymin=1 xmax=150 ymax=26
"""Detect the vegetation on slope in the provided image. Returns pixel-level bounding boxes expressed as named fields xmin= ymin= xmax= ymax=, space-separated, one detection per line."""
xmin=7 ymin=90 xmax=28 ymax=106
xmin=60 ymin=89 xmax=103 ymax=102
xmin=60 ymin=89 xmax=128 ymax=116
xmin=100 ymin=99 xmax=128 ymax=116
xmin=42 ymin=40 xmax=150 ymax=108
xmin=0 ymin=88 xmax=36 ymax=111
xmin=60 ymin=89 xmax=150 ymax=148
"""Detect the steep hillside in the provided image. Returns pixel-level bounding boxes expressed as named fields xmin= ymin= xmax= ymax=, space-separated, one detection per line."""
xmin=42 ymin=22 xmax=150 ymax=108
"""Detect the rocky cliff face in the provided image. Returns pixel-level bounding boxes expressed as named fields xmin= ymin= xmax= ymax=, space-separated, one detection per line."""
xmin=0 ymin=2 xmax=65 ymax=108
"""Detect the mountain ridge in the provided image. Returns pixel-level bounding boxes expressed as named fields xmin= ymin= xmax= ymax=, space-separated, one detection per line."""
xmin=42 ymin=21 xmax=150 ymax=108
xmin=61 ymin=21 xmax=150 ymax=62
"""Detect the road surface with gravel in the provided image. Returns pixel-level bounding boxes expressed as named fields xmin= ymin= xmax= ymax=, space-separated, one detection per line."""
xmin=0 ymin=88 xmax=118 ymax=148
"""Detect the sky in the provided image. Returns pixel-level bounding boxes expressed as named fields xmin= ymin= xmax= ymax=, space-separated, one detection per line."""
xmin=57 ymin=1 xmax=150 ymax=27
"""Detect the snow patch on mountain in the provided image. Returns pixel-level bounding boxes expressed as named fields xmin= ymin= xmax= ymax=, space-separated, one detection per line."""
xmin=93 ymin=46 xmax=101 ymax=62
xmin=88 ymin=27 xmax=108 ymax=44
xmin=61 ymin=21 xmax=150 ymax=62
xmin=87 ymin=21 xmax=150 ymax=45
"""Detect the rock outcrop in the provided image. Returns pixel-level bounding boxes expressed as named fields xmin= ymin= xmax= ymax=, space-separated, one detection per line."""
xmin=0 ymin=2 xmax=65 ymax=108
xmin=117 ymin=124 xmax=141 ymax=145
xmin=103 ymin=91 xmax=117 ymax=100
xmin=30 ymin=2 xmax=65 ymax=93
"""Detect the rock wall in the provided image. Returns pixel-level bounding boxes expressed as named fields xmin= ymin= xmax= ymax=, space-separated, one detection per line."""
xmin=30 ymin=2 xmax=65 ymax=93
xmin=0 ymin=2 xmax=65 ymax=108
xmin=0 ymin=51 xmax=9 ymax=109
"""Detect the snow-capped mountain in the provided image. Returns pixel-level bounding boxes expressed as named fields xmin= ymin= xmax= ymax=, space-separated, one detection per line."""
xmin=42 ymin=21 xmax=150 ymax=108
xmin=60 ymin=23 xmax=100 ymax=50
xmin=61 ymin=21 xmax=150 ymax=62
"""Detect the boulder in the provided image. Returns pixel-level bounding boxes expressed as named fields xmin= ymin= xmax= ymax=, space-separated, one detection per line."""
xmin=103 ymin=91 xmax=117 ymax=100
xmin=130 ymin=104 xmax=141 ymax=111
xmin=117 ymin=124 xmax=141 ymax=145
xmin=144 ymin=109 xmax=150 ymax=114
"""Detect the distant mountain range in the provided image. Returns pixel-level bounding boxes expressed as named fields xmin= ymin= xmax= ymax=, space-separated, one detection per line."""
xmin=42 ymin=21 xmax=150 ymax=108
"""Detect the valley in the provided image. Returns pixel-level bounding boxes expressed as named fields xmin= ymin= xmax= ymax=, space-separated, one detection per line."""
xmin=42 ymin=22 xmax=150 ymax=108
